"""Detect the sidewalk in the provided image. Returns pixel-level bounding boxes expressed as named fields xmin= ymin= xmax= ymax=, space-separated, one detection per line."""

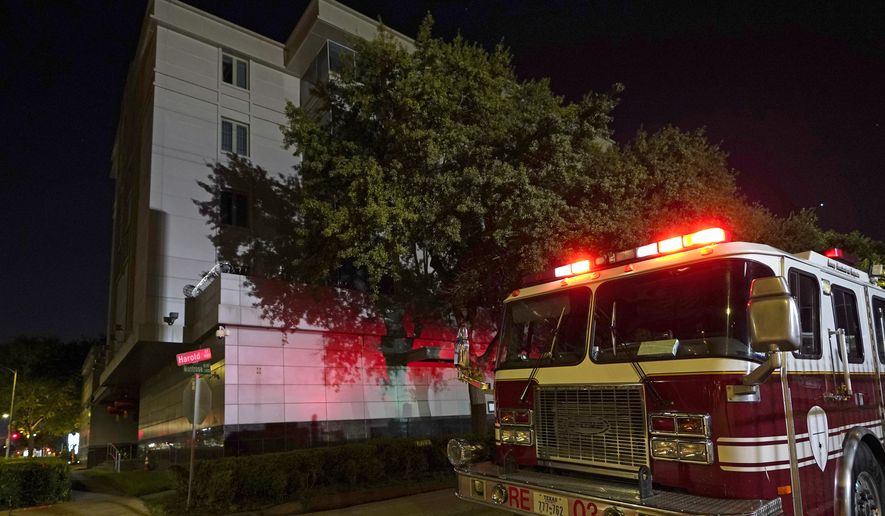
xmin=301 ymin=488 xmax=508 ymax=515
xmin=17 ymin=490 xmax=150 ymax=516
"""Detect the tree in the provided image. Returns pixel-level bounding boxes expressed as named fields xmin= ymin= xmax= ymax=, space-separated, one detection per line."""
xmin=11 ymin=378 xmax=79 ymax=458
xmin=201 ymin=19 xmax=885 ymax=429
xmin=0 ymin=336 xmax=92 ymax=457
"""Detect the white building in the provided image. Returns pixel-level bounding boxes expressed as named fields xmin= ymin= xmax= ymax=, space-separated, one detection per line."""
xmin=82 ymin=0 xmax=486 ymax=466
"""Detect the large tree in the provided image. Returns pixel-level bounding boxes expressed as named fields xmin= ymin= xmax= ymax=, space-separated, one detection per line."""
xmin=201 ymin=20 xmax=883 ymax=383
xmin=0 ymin=336 xmax=92 ymax=457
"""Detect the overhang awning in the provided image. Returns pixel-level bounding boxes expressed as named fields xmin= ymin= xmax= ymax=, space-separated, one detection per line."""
xmin=96 ymin=339 xmax=221 ymax=403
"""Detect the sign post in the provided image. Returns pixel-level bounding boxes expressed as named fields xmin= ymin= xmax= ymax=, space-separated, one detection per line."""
xmin=186 ymin=373 xmax=201 ymax=511
xmin=178 ymin=347 xmax=211 ymax=511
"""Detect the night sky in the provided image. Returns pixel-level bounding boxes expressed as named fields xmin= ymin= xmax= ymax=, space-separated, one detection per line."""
xmin=1 ymin=1 xmax=883 ymax=342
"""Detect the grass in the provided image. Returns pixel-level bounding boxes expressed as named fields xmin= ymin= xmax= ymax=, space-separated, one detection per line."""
xmin=73 ymin=468 xmax=176 ymax=497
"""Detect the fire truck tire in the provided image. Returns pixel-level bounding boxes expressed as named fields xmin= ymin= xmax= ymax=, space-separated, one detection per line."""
xmin=851 ymin=443 xmax=885 ymax=516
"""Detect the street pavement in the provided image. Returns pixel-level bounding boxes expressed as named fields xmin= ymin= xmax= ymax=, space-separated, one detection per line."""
xmin=303 ymin=488 xmax=509 ymax=515
xmin=15 ymin=490 xmax=149 ymax=515
xmin=15 ymin=487 xmax=504 ymax=515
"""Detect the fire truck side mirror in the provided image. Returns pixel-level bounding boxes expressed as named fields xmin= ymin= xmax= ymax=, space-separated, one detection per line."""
xmin=747 ymin=276 xmax=801 ymax=353
xmin=453 ymin=327 xmax=493 ymax=391
xmin=454 ymin=327 xmax=471 ymax=369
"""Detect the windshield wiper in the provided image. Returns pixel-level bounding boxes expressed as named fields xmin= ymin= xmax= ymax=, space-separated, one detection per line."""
xmin=520 ymin=307 xmax=565 ymax=402
xmin=600 ymin=304 xmax=671 ymax=407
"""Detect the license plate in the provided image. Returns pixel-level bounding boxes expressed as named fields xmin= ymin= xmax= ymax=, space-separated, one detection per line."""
xmin=490 ymin=483 xmax=628 ymax=516
xmin=534 ymin=491 xmax=567 ymax=516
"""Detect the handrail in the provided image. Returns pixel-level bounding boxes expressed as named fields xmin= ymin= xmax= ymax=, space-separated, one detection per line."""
xmin=107 ymin=443 xmax=121 ymax=473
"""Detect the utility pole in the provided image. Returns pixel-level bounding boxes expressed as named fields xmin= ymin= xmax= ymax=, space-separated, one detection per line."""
xmin=4 ymin=368 xmax=17 ymax=459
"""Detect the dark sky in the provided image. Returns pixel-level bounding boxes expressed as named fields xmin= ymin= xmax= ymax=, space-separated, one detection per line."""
xmin=1 ymin=1 xmax=883 ymax=342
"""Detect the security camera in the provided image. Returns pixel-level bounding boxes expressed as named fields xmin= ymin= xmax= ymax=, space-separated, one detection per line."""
xmin=163 ymin=312 xmax=179 ymax=325
xmin=215 ymin=325 xmax=229 ymax=339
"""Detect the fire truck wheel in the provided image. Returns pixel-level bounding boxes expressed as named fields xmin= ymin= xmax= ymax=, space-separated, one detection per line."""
xmin=852 ymin=443 xmax=885 ymax=516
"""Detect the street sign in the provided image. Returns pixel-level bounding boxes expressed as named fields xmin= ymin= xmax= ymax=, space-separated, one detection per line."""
xmin=183 ymin=377 xmax=211 ymax=425
xmin=176 ymin=348 xmax=212 ymax=366
xmin=183 ymin=364 xmax=210 ymax=374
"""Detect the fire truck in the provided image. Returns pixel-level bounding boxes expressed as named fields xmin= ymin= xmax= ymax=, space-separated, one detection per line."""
xmin=449 ymin=228 xmax=885 ymax=515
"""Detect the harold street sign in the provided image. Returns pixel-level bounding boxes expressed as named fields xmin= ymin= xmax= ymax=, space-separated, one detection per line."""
xmin=176 ymin=348 xmax=212 ymax=367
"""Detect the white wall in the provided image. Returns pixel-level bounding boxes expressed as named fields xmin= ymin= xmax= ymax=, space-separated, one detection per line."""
xmin=142 ymin=24 xmax=299 ymax=344
xmin=223 ymin=326 xmax=470 ymax=426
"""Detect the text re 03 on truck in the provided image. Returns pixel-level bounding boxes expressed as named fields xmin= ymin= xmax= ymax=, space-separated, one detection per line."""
xmin=449 ymin=227 xmax=885 ymax=516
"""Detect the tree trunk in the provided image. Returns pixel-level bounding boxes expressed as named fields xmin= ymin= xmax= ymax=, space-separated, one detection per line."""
xmin=27 ymin=435 xmax=35 ymax=458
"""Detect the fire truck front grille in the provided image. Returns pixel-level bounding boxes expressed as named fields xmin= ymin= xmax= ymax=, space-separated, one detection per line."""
xmin=535 ymin=384 xmax=648 ymax=471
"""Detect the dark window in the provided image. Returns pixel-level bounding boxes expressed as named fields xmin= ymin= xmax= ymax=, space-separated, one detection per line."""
xmin=591 ymin=259 xmax=773 ymax=364
xmin=236 ymin=60 xmax=248 ymax=88
xmin=222 ymin=53 xmax=248 ymax=89
xmin=220 ymin=191 xmax=249 ymax=228
xmin=236 ymin=124 xmax=248 ymax=155
xmin=831 ymin=286 xmax=863 ymax=363
xmin=328 ymin=41 xmax=355 ymax=74
xmin=788 ymin=269 xmax=821 ymax=359
xmin=872 ymin=298 xmax=885 ymax=363
xmin=497 ymin=288 xmax=590 ymax=369
xmin=222 ymin=55 xmax=233 ymax=84
xmin=221 ymin=119 xmax=248 ymax=156
xmin=221 ymin=120 xmax=233 ymax=151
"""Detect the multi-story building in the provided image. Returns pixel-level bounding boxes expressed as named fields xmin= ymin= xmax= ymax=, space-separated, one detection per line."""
xmin=81 ymin=0 xmax=488 ymax=466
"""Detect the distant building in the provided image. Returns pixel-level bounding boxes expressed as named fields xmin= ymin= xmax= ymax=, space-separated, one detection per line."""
xmin=82 ymin=0 xmax=487 ymax=466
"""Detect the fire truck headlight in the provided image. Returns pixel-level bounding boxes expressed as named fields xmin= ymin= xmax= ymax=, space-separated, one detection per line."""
xmin=499 ymin=410 xmax=515 ymax=425
xmin=514 ymin=429 xmax=533 ymax=445
xmin=651 ymin=438 xmax=714 ymax=464
xmin=678 ymin=441 xmax=713 ymax=463
xmin=499 ymin=427 xmax=534 ymax=446
xmin=651 ymin=438 xmax=679 ymax=459
xmin=676 ymin=415 xmax=709 ymax=436
xmin=447 ymin=438 xmax=485 ymax=467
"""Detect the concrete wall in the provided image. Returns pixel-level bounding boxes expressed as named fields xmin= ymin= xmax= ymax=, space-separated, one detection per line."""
xmin=141 ymin=6 xmax=299 ymax=346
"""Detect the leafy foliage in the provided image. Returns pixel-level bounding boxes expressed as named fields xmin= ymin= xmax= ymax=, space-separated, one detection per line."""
xmin=0 ymin=336 xmax=93 ymax=456
xmin=200 ymin=18 xmax=885 ymax=335
xmin=170 ymin=435 xmax=483 ymax=513
xmin=0 ymin=458 xmax=70 ymax=507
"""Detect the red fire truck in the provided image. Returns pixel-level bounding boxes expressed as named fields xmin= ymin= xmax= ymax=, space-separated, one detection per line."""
xmin=449 ymin=228 xmax=885 ymax=515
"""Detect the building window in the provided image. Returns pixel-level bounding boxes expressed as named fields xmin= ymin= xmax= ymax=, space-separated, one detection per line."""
xmin=788 ymin=269 xmax=821 ymax=359
xmin=222 ymin=54 xmax=249 ymax=89
xmin=221 ymin=119 xmax=249 ymax=156
xmin=220 ymin=190 xmax=249 ymax=227
xmin=831 ymin=285 xmax=863 ymax=363
xmin=873 ymin=298 xmax=885 ymax=363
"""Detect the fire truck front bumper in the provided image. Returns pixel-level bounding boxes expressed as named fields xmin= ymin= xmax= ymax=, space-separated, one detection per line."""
xmin=454 ymin=462 xmax=783 ymax=516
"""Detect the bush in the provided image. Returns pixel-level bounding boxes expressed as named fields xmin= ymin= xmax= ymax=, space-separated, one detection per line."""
xmin=173 ymin=436 xmax=467 ymax=512
xmin=0 ymin=459 xmax=70 ymax=508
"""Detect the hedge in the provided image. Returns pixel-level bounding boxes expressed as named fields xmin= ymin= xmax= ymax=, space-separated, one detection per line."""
xmin=0 ymin=459 xmax=70 ymax=508
xmin=171 ymin=436 xmax=478 ymax=512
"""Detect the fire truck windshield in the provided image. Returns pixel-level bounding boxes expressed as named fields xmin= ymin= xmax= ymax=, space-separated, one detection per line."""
xmin=497 ymin=287 xmax=590 ymax=369
xmin=592 ymin=258 xmax=773 ymax=364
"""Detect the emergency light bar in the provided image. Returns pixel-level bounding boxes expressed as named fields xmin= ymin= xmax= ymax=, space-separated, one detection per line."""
xmin=552 ymin=227 xmax=728 ymax=280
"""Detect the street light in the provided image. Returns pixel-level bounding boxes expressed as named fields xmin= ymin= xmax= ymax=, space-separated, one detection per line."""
xmin=2 ymin=368 xmax=17 ymax=459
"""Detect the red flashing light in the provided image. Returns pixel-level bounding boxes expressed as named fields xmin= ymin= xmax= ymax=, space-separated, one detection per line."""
xmin=823 ymin=248 xmax=844 ymax=259
xmin=683 ymin=227 xmax=727 ymax=247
